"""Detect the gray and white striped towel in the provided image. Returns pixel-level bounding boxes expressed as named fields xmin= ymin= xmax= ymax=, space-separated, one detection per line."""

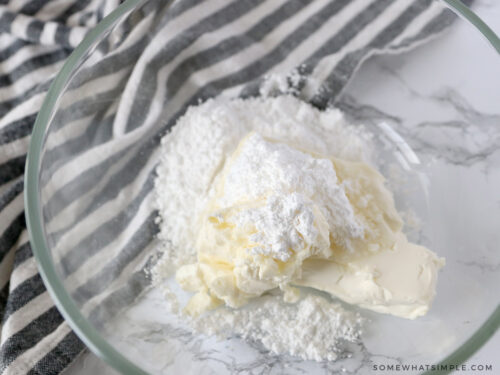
xmin=0 ymin=0 xmax=472 ymax=374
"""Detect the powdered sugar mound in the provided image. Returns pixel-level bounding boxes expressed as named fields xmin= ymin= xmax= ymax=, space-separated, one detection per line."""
xmin=221 ymin=132 xmax=364 ymax=253
xmin=153 ymin=95 xmax=371 ymax=361
xmin=154 ymin=95 xmax=371 ymax=271
xmin=192 ymin=294 xmax=363 ymax=362
xmin=234 ymin=193 xmax=317 ymax=262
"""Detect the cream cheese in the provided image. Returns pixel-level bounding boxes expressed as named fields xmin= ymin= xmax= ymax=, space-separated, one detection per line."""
xmin=295 ymin=233 xmax=445 ymax=319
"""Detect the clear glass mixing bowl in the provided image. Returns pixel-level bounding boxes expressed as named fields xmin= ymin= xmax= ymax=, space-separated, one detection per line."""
xmin=25 ymin=0 xmax=500 ymax=374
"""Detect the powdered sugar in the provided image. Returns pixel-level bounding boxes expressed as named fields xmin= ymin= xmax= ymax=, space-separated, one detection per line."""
xmin=259 ymin=68 xmax=303 ymax=97
xmin=154 ymin=95 xmax=371 ymax=270
xmin=192 ymin=294 xmax=363 ymax=362
xmin=234 ymin=193 xmax=317 ymax=262
xmin=221 ymin=132 xmax=363 ymax=258
xmin=153 ymin=94 xmax=372 ymax=361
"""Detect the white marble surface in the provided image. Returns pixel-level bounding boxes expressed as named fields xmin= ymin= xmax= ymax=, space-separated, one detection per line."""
xmin=433 ymin=2 xmax=500 ymax=372
xmin=63 ymin=1 xmax=500 ymax=374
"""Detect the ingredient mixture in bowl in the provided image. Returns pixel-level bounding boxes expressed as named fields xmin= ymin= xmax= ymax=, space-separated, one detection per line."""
xmin=152 ymin=94 xmax=444 ymax=361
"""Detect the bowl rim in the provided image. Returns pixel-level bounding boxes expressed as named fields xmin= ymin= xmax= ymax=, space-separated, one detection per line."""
xmin=24 ymin=0 xmax=500 ymax=374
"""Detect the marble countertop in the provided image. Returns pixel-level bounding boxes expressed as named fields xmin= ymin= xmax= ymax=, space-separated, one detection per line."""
xmin=406 ymin=0 xmax=500 ymax=359
xmin=63 ymin=1 xmax=500 ymax=374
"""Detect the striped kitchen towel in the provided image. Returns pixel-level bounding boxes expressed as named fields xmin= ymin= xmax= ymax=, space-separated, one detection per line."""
xmin=0 ymin=0 xmax=473 ymax=374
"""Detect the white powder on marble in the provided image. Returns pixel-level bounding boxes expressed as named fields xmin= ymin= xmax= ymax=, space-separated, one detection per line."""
xmin=192 ymin=294 xmax=363 ymax=362
xmin=153 ymin=94 xmax=372 ymax=361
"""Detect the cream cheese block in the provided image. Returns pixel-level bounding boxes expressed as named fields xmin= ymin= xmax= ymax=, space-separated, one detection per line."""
xmin=295 ymin=233 xmax=445 ymax=319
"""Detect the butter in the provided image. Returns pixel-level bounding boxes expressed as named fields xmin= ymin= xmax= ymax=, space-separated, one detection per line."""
xmin=176 ymin=133 xmax=444 ymax=319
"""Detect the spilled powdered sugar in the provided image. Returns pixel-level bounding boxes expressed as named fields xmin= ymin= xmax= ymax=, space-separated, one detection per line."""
xmin=192 ymin=294 xmax=363 ymax=362
xmin=153 ymin=94 xmax=372 ymax=361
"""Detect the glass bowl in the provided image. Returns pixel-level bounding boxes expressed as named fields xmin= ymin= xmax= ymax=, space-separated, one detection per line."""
xmin=25 ymin=0 xmax=500 ymax=374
